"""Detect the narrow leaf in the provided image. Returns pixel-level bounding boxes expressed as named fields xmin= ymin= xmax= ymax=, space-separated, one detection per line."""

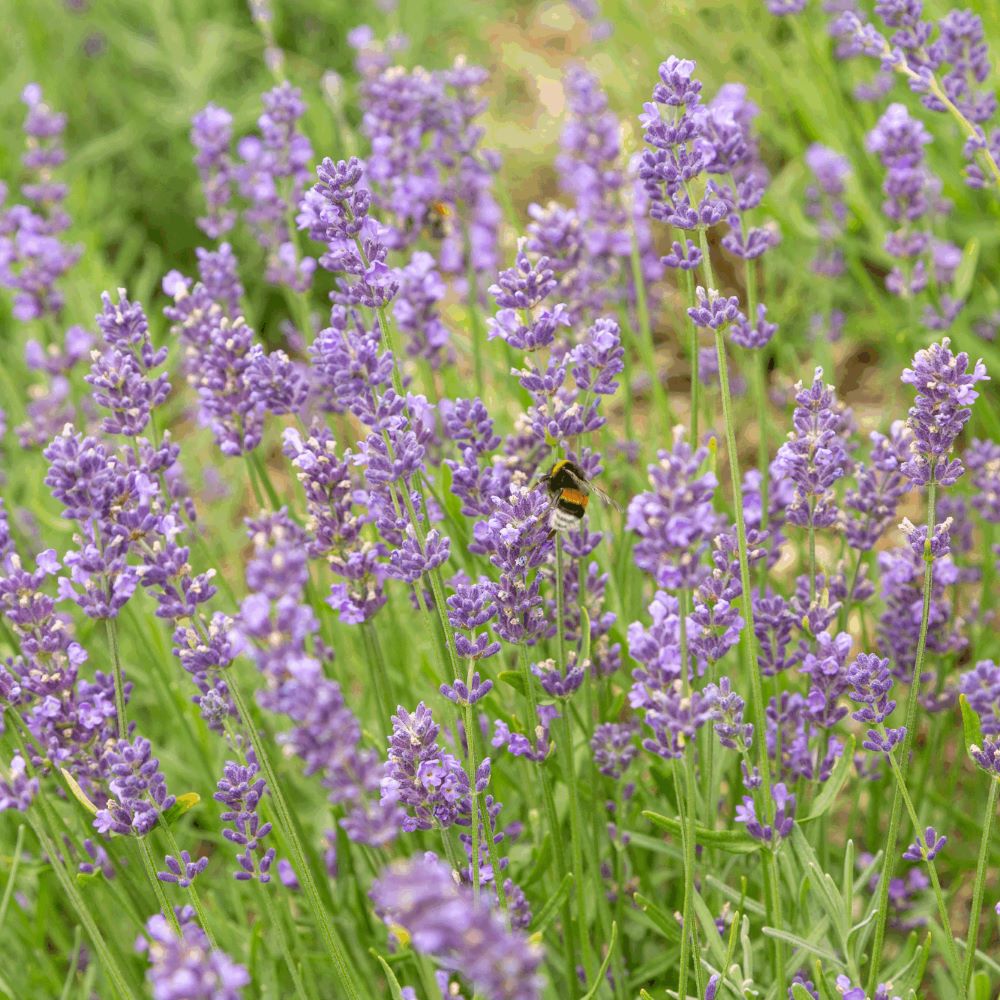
xmin=59 ymin=768 xmax=98 ymax=817
xmin=532 ymin=872 xmax=573 ymax=934
xmin=578 ymin=921 xmax=617 ymax=1000
xmin=162 ymin=792 xmax=201 ymax=826
xmin=960 ymin=694 xmax=983 ymax=754
xmin=373 ymin=953 xmax=407 ymax=1000
xmin=498 ymin=670 xmax=526 ymax=696
xmin=633 ymin=893 xmax=681 ymax=942
xmin=801 ymin=735 xmax=855 ymax=823
xmin=643 ymin=810 xmax=761 ymax=854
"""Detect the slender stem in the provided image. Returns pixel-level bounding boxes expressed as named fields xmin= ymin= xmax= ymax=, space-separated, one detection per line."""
xmin=25 ymin=811 xmax=136 ymax=1000
xmin=105 ymin=619 xmax=128 ymax=740
xmin=963 ymin=778 xmax=999 ymax=991
xmin=558 ymin=710 xmax=593 ymax=976
xmin=478 ymin=794 xmax=510 ymax=922
xmin=463 ymin=222 xmax=485 ymax=399
xmin=157 ymin=824 xmax=216 ymax=950
xmin=362 ymin=620 xmax=394 ymax=728
xmin=698 ymin=227 xmax=784 ymax=996
xmin=629 ymin=234 xmax=673 ymax=429
xmin=261 ymin=885 xmax=311 ymax=1000
xmin=867 ymin=479 xmax=937 ymax=994
xmin=884 ymin=750 xmax=962 ymax=988
xmin=226 ymin=674 xmax=362 ymax=1000
xmin=555 ymin=536 xmax=567 ymax=670
xmin=685 ymin=267 xmax=700 ymax=442
xmin=675 ymin=591 xmax=694 ymax=1000
xmin=463 ymin=659 xmax=481 ymax=902
xmin=136 ymin=836 xmax=180 ymax=933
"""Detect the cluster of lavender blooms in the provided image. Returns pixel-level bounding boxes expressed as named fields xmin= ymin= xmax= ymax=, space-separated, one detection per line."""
xmin=371 ymin=855 xmax=543 ymax=1000
xmin=828 ymin=2 xmax=1000 ymax=188
xmin=3 ymin=10 xmax=1000 ymax=999
xmin=137 ymin=907 xmax=249 ymax=999
xmin=191 ymin=82 xmax=316 ymax=290
xmin=0 ymin=85 xmax=81 ymax=321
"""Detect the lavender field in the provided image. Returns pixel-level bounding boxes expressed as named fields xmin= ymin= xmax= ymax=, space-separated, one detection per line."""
xmin=1 ymin=0 xmax=999 ymax=997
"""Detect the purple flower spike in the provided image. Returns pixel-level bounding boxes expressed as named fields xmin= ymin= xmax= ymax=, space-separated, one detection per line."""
xmin=372 ymin=855 xmax=543 ymax=1000
xmin=847 ymin=653 xmax=906 ymax=753
xmin=687 ymin=286 xmax=740 ymax=329
xmin=138 ymin=908 xmax=250 ymax=999
xmin=774 ymin=368 xmax=851 ymax=532
xmin=214 ymin=757 xmax=276 ymax=883
xmin=736 ymin=782 xmax=796 ymax=843
xmin=590 ymin=722 xmax=638 ymax=778
xmin=441 ymin=673 xmax=493 ymax=707
xmin=903 ymin=826 xmax=946 ymax=861
xmin=899 ymin=339 xmax=988 ymax=486
xmin=970 ymin=737 xmax=1000 ymax=777
xmin=158 ymin=850 xmax=209 ymax=889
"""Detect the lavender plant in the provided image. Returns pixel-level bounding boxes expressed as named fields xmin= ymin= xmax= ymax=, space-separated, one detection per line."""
xmin=0 ymin=5 xmax=998 ymax=1000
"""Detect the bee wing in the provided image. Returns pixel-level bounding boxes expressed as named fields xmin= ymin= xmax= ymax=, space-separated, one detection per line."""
xmin=560 ymin=464 xmax=622 ymax=512
xmin=590 ymin=484 xmax=622 ymax=512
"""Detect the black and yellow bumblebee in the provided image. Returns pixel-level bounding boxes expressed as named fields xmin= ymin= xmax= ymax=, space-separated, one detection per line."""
xmin=425 ymin=200 xmax=453 ymax=240
xmin=539 ymin=459 xmax=620 ymax=535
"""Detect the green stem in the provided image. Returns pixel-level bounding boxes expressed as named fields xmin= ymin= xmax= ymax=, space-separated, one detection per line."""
xmin=25 ymin=811 xmax=136 ymax=1000
xmin=555 ymin=535 xmax=567 ymax=669
xmin=629 ymin=233 xmax=673 ymax=430
xmin=261 ymin=884 xmax=311 ymax=1000
xmin=227 ymin=674 xmax=362 ymax=1000
xmin=362 ymin=620 xmax=394 ymax=727
xmin=105 ymin=618 xmax=128 ymax=740
xmin=884 ymin=750 xmax=962 ymax=989
xmin=698 ymin=228 xmax=784 ymax=996
xmin=158 ymin=824 xmax=216 ymax=950
xmin=963 ymin=777 xmax=999 ymax=991
xmin=136 ymin=836 xmax=181 ymax=933
xmin=676 ymin=589 xmax=702 ymax=999
xmin=463 ymin=659 xmax=481 ymax=902
xmin=867 ymin=479 xmax=937 ymax=994
xmin=558 ymin=710 xmax=593 ymax=977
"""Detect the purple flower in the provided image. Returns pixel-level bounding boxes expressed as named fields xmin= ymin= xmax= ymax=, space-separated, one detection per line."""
xmin=191 ymin=103 xmax=236 ymax=238
xmin=847 ymin=652 xmax=906 ymax=753
xmin=441 ymin=672 xmax=493 ymax=707
xmin=971 ymin=737 xmax=1000 ymax=776
xmin=487 ymin=242 xmax=570 ymax=352
xmin=158 ymin=850 xmax=209 ymax=889
xmin=371 ymin=855 xmax=543 ymax=1000
xmin=845 ymin=422 xmax=914 ymax=550
xmin=590 ymin=722 xmax=638 ymax=778
xmin=801 ymin=631 xmax=853 ymax=729
xmin=446 ymin=580 xmax=501 ymax=661
xmin=94 ymin=737 xmax=176 ymax=837
xmin=299 ymin=156 xmax=398 ymax=308
xmin=214 ymin=756 xmax=276 ymax=882
xmin=687 ymin=286 xmax=740 ymax=329
xmin=900 ymin=339 xmax=988 ymax=486
xmin=903 ymin=826 xmax=946 ymax=861
xmin=705 ymin=677 xmax=753 ymax=752
xmin=532 ymin=655 xmax=585 ymax=699
xmin=137 ymin=908 xmax=250 ymax=999
xmin=736 ymin=782 xmax=795 ymax=842
xmin=805 ymin=143 xmax=851 ymax=277
xmin=774 ymin=367 xmax=851 ymax=531
xmin=0 ymin=755 xmax=38 ymax=813
xmin=627 ymin=428 xmax=720 ymax=589
xmin=394 ymin=251 xmax=450 ymax=367
xmin=731 ymin=303 xmax=778 ymax=349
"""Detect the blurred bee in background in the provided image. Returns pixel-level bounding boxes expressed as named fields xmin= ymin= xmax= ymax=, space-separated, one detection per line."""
xmin=539 ymin=459 xmax=620 ymax=536
xmin=424 ymin=200 xmax=453 ymax=240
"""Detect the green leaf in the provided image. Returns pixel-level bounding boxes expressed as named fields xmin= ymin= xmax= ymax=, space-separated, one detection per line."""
xmin=971 ymin=970 xmax=992 ymax=1000
xmin=372 ymin=953 xmax=407 ymax=1000
xmin=633 ymin=893 xmax=681 ymax=942
xmin=762 ymin=926 xmax=840 ymax=964
xmin=952 ymin=237 xmax=979 ymax=302
xmin=162 ymin=792 xmax=201 ymax=826
xmin=960 ymin=694 xmax=983 ymax=754
xmin=522 ymin=832 xmax=554 ymax=887
xmin=801 ymin=735 xmax=854 ymax=823
xmin=791 ymin=984 xmax=817 ymax=1000
xmin=498 ymin=670 xmax=526 ymax=696
xmin=532 ymin=872 xmax=573 ymax=935
xmin=579 ymin=607 xmax=592 ymax=667
xmin=59 ymin=768 xmax=98 ymax=817
xmin=578 ymin=921 xmax=617 ymax=1000
xmin=642 ymin=810 xmax=761 ymax=854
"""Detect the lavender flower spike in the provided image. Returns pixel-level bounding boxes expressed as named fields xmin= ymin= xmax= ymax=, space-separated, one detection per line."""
xmin=137 ymin=907 xmax=250 ymax=999
xmin=899 ymin=339 xmax=988 ymax=486
xmin=371 ymin=855 xmax=543 ymax=1000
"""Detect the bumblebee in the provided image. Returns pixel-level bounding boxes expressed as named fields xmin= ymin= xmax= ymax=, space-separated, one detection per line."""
xmin=425 ymin=200 xmax=453 ymax=240
xmin=539 ymin=459 xmax=619 ymax=535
